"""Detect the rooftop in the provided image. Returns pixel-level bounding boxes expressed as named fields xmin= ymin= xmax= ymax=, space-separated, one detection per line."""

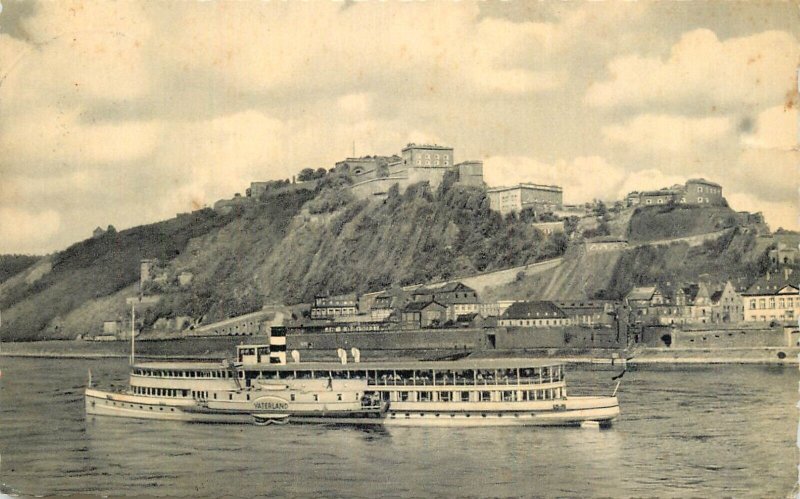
xmin=488 ymin=183 xmax=562 ymax=193
xmin=402 ymin=143 xmax=453 ymax=151
xmin=501 ymin=301 xmax=567 ymax=320
xmin=412 ymin=282 xmax=474 ymax=295
xmin=626 ymin=286 xmax=658 ymax=301
xmin=687 ymin=178 xmax=722 ymax=188
xmin=743 ymin=271 xmax=799 ymax=296
xmin=403 ymin=300 xmax=446 ymax=312
xmin=136 ymin=357 xmax=564 ymax=371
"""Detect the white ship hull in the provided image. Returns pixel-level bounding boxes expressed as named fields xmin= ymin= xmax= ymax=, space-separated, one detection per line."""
xmin=86 ymin=389 xmax=618 ymax=427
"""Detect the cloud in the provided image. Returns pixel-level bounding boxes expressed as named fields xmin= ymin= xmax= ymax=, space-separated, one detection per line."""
xmin=726 ymin=191 xmax=798 ymax=231
xmin=602 ymin=114 xmax=734 ymax=154
xmin=586 ymin=29 xmax=799 ymax=109
xmin=484 ymin=154 xmax=724 ymax=204
xmin=484 ymin=155 xmax=630 ymax=204
xmin=0 ymin=1 xmax=796 ymax=253
xmin=0 ymin=207 xmax=62 ymax=254
xmin=153 ymin=2 xmax=565 ymax=98
xmin=337 ymin=93 xmax=372 ymax=118
xmin=741 ymin=105 xmax=798 ymax=150
xmin=0 ymin=109 xmax=160 ymax=174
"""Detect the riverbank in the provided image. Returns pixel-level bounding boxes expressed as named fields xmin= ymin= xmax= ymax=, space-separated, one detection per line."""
xmin=1 ymin=339 xmax=798 ymax=365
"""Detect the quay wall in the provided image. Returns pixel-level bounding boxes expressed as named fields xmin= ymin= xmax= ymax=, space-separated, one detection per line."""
xmin=641 ymin=324 xmax=792 ymax=348
xmin=287 ymin=329 xmax=484 ymax=352
xmin=496 ymin=326 xmax=624 ymax=350
xmin=287 ymin=325 xmax=627 ymax=352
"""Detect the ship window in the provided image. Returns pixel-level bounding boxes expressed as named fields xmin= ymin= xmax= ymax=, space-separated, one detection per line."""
xmin=461 ymin=392 xmax=470 ymax=402
xmin=291 ymin=394 xmax=296 ymax=401
xmin=314 ymin=395 xmax=319 ymax=401
xmin=337 ymin=394 xmax=342 ymax=401
xmin=481 ymin=391 xmax=491 ymax=402
xmin=213 ymin=393 xmax=217 ymax=400
xmin=440 ymin=391 xmax=451 ymax=402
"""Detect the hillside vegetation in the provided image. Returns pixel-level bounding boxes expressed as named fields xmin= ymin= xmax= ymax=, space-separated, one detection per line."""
xmin=147 ymin=177 xmax=566 ymax=324
xmin=627 ymin=205 xmax=738 ymax=242
xmin=0 ymin=171 xmax=770 ymax=341
xmin=0 ymin=209 xmax=236 ymax=340
xmin=485 ymin=227 xmax=769 ymax=302
xmin=0 ymin=255 xmax=40 ymax=283
xmin=0 ymin=177 xmax=567 ymax=340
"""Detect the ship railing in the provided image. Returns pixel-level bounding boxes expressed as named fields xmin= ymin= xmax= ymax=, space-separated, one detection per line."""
xmin=360 ymin=396 xmax=384 ymax=410
xmin=370 ymin=377 xmax=563 ymax=387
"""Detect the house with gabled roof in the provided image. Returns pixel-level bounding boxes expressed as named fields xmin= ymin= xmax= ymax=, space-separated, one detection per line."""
xmin=742 ymin=269 xmax=799 ymax=323
xmin=310 ymin=293 xmax=359 ymax=320
xmin=412 ymin=282 xmax=480 ymax=320
xmin=657 ymin=282 xmax=715 ymax=325
xmin=709 ymin=281 xmax=744 ymax=323
xmin=400 ymin=301 xmax=447 ymax=329
xmin=498 ymin=301 xmax=570 ymax=328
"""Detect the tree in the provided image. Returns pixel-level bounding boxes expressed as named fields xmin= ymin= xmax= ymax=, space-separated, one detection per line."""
xmin=563 ymin=216 xmax=579 ymax=236
xmin=315 ymin=167 xmax=328 ymax=179
xmin=297 ymin=168 xmax=316 ymax=181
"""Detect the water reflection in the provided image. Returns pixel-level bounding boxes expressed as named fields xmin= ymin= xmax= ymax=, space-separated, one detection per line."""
xmin=2 ymin=357 xmax=797 ymax=498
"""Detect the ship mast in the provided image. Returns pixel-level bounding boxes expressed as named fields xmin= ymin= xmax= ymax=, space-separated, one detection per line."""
xmin=130 ymin=302 xmax=135 ymax=365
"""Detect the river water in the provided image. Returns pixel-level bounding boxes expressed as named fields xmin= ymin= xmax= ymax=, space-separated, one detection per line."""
xmin=0 ymin=357 xmax=796 ymax=498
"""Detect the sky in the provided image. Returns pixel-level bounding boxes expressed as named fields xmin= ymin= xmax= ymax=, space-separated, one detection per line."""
xmin=0 ymin=0 xmax=798 ymax=254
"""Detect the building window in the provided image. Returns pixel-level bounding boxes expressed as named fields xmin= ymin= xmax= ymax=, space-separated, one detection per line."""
xmin=697 ymin=197 xmax=703 ymax=203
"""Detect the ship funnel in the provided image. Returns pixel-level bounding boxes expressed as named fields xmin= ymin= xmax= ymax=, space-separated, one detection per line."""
xmin=269 ymin=326 xmax=287 ymax=365
xmin=351 ymin=347 xmax=361 ymax=363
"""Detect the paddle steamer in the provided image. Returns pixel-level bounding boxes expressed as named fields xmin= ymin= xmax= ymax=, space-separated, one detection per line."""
xmin=85 ymin=328 xmax=620 ymax=426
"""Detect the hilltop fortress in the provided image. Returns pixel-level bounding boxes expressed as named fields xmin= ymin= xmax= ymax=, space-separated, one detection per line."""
xmin=335 ymin=143 xmax=485 ymax=199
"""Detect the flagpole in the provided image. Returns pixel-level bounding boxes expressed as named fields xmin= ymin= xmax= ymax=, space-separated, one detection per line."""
xmin=130 ymin=302 xmax=135 ymax=365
